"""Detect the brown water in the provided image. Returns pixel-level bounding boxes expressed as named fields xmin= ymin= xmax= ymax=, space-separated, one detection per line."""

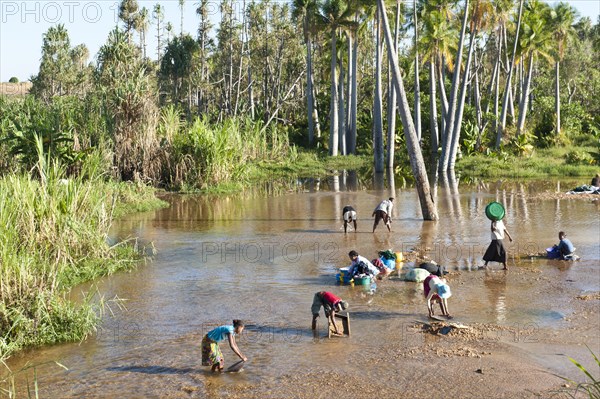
xmin=4 ymin=176 xmax=600 ymax=398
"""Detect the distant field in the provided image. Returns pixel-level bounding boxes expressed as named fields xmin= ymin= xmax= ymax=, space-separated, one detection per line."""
xmin=0 ymin=82 xmax=32 ymax=96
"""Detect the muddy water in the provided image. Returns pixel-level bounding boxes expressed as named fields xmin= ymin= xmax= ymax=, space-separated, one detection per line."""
xmin=4 ymin=177 xmax=600 ymax=398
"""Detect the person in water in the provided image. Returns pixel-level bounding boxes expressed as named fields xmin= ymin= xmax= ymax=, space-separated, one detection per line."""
xmin=342 ymin=205 xmax=357 ymax=233
xmin=556 ymin=231 xmax=575 ymax=259
xmin=311 ymin=291 xmax=349 ymax=335
xmin=202 ymin=320 xmax=247 ymax=372
xmin=423 ymin=274 xmax=452 ymax=319
xmin=372 ymin=198 xmax=394 ymax=232
xmin=348 ymin=250 xmax=380 ymax=278
xmin=482 ymin=218 xmax=513 ymax=270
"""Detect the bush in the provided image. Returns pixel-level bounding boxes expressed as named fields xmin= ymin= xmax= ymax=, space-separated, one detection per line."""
xmin=564 ymin=150 xmax=595 ymax=165
xmin=8 ymin=77 xmax=19 ymax=83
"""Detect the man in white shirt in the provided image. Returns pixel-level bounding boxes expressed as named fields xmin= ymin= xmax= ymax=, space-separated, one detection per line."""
xmin=372 ymin=197 xmax=394 ymax=232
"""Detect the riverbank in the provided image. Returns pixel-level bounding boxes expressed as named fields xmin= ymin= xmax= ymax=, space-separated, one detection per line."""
xmin=0 ymin=172 xmax=167 ymax=362
xmin=456 ymin=146 xmax=599 ymax=179
xmin=197 ymin=145 xmax=599 ymax=195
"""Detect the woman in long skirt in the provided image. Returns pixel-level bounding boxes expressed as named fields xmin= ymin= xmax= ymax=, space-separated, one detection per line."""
xmin=483 ymin=219 xmax=513 ymax=270
xmin=202 ymin=320 xmax=247 ymax=372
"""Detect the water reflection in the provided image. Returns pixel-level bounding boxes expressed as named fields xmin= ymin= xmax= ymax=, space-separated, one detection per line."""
xmin=484 ymin=268 xmax=507 ymax=323
xmin=373 ymin=172 xmax=385 ymax=191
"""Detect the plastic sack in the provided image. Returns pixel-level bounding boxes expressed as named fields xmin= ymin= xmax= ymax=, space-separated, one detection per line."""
xmin=404 ymin=268 xmax=431 ymax=282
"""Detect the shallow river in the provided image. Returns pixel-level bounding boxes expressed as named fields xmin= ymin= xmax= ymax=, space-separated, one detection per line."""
xmin=4 ymin=176 xmax=600 ymax=398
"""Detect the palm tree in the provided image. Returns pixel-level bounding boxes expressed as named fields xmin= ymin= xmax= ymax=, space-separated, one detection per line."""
xmin=134 ymin=6 xmax=149 ymax=59
xmin=419 ymin=4 xmax=456 ymax=162
xmin=515 ymin=0 xmax=552 ymax=136
xmin=448 ymin=0 xmax=495 ymax=171
xmin=438 ymin=0 xmax=469 ymax=172
xmin=292 ymin=0 xmax=321 ymax=146
xmin=153 ymin=4 xmax=164 ymax=60
xmin=373 ymin=5 xmax=384 ymax=171
xmin=118 ymin=0 xmax=139 ymax=43
xmin=179 ymin=0 xmax=186 ymax=36
xmin=412 ymin=0 xmax=422 ymax=143
xmin=377 ymin=0 xmax=438 ymax=220
xmin=321 ymin=0 xmax=353 ymax=156
xmin=196 ymin=0 xmax=213 ymax=114
xmin=386 ymin=0 xmax=404 ymax=168
xmin=550 ymin=2 xmax=577 ymax=136
xmin=496 ymin=0 xmax=524 ymax=148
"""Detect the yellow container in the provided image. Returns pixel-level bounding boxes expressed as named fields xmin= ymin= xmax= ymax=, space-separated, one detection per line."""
xmin=395 ymin=252 xmax=403 ymax=262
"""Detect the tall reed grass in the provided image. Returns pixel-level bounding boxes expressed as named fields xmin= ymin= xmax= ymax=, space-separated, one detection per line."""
xmin=0 ymin=159 xmax=166 ymax=361
xmin=165 ymin=114 xmax=297 ymax=189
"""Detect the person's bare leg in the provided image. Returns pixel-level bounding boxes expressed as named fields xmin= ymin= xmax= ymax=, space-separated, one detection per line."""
xmin=353 ymin=220 xmax=357 ymax=232
xmin=344 ymin=221 xmax=348 ymax=234
xmin=502 ymin=262 xmax=508 ymax=270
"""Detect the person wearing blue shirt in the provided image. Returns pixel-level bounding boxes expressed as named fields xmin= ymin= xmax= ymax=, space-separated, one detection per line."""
xmin=557 ymin=231 xmax=575 ymax=259
xmin=202 ymin=320 xmax=247 ymax=372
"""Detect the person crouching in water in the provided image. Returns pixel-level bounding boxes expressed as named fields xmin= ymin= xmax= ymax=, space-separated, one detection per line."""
xmin=342 ymin=205 xmax=357 ymax=233
xmin=311 ymin=291 xmax=349 ymax=335
xmin=556 ymin=231 xmax=575 ymax=259
xmin=202 ymin=320 xmax=247 ymax=372
xmin=423 ymin=274 xmax=452 ymax=319
xmin=483 ymin=218 xmax=513 ymax=270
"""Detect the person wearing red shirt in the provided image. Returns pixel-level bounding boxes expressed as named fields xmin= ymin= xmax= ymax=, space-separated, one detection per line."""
xmin=311 ymin=291 xmax=349 ymax=335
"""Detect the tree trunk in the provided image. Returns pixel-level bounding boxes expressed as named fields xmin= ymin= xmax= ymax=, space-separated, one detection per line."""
xmin=439 ymin=0 xmax=469 ymax=172
xmin=438 ymin=60 xmax=448 ymax=144
xmin=497 ymin=0 xmax=524 ymax=148
xmin=339 ymin=58 xmax=347 ymax=155
xmin=386 ymin=1 xmax=401 ymax=169
xmin=349 ymin=29 xmax=358 ymax=154
xmin=307 ymin=32 xmax=315 ymax=145
xmin=448 ymin=26 xmax=478 ymax=171
xmin=345 ymin=33 xmax=353 ymax=153
xmin=516 ymin=54 xmax=534 ymax=136
xmin=329 ymin=29 xmax=339 ymax=156
xmin=429 ymin=61 xmax=439 ymax=160
xmin=555 ymin=61 xmax=560 ymax=135
xmin=474 ymin=59 xmax=483 ymax=147
xmin=373 ymin=9 xmax=384 ymax=172
xmin=413 ymin=0 xmax=421 ymax=143
xmin=312 ymin=70 xmax=321 ymax=140
xmin=378 ymin=0 xmax=438 ymax=221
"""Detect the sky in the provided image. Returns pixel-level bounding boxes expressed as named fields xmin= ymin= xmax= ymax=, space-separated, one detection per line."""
xmin=1 ymin=0 xmax=599 ymax=82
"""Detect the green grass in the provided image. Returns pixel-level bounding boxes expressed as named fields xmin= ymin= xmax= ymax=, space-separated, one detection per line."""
xmin=0 ymin=166 xmax=167 ymax=361
xmin=456 ymin=146 xmax=599 ymax=179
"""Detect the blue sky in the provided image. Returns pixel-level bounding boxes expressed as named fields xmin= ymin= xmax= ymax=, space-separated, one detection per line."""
xmin=1 ymin=0 xmax=599 ymax=82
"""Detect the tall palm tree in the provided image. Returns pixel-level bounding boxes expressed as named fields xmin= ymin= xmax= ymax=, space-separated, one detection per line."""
xmin=550 ymin=2 xmax=577 ymax=136
xmin=179 ymin=0 xmax=186 ymax=36
xmin=386 ymin=0 xmax=404 ymax=168
xmin=496 ymin=0 xmax=524 ymax=148
xmin=321 ymin=0 xmax=353 ymax=156
xmin=118 ymin=0 xmax=139 ymax=44
xmin=153 ymin=4 xmax=164 ymax=60
xmin=438 ymin=0 xmax=469 ymax=172
xmin=448 ymin=0 xmax=495 ymax=170
xmin=412 ymin=0 xmax=422 ymax=143
xmin=373 ymin=5 xmax=384 ymax=171
xmin=134 ymin=6 xmax=149 ymax=59
xmin=419 ymin=5 xmax=456 ymax=161
xmin=292 ymin=0 xmax=322 ymax=146
xmin=515 ymin=0 xmax=552 ymax=136
xmin=377 ymin=0 xmax=438 ymax=220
